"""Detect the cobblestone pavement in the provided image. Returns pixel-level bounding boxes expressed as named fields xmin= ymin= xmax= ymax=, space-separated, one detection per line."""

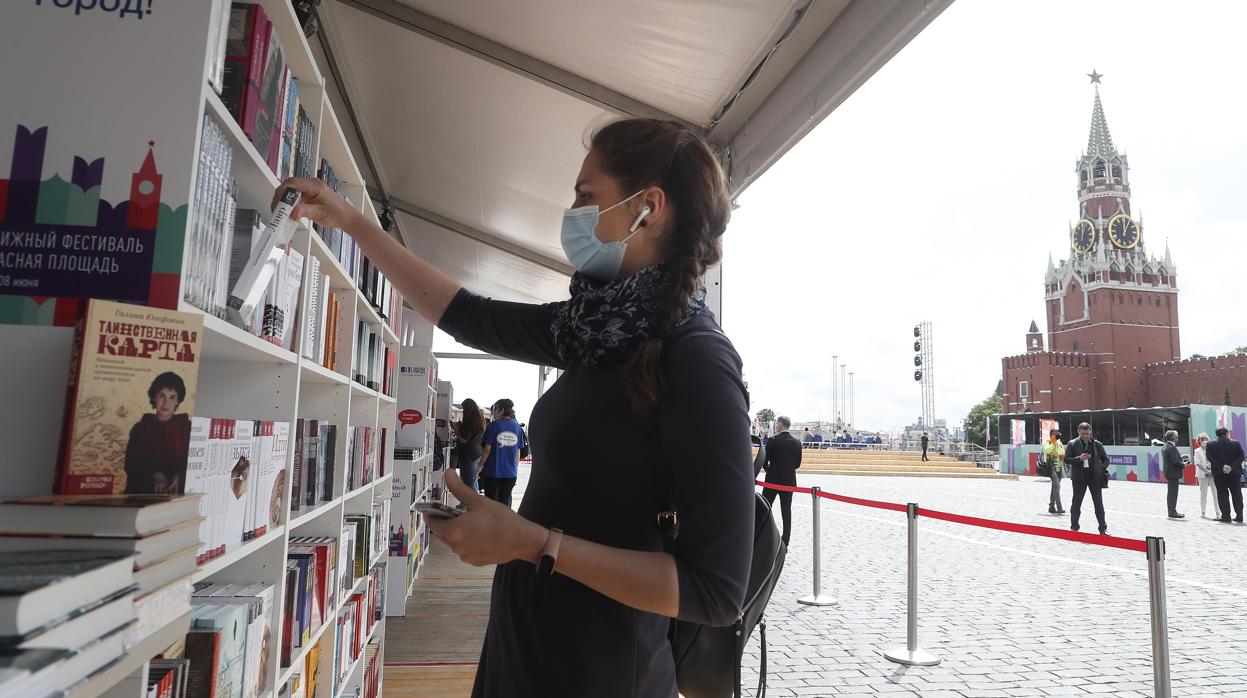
xmin=741 ymin=474 xmax=1247 ymax=697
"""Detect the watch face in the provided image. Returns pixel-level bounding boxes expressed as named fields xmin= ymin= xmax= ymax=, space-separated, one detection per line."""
xmin=1072 ymin=219 xmax=1096 ymax=253
xmin=1108 ymin=214 xmax=1139 ymax=249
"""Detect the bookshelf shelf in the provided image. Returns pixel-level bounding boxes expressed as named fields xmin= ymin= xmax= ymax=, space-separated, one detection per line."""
xmin=343 ymin=480 xmax=374 ymax=503
xmin=350 ymin=383 xmax=379 ymax=399
xmin=264 ymin=0 xmax=323 ymax=87
xmin=289 ymin=499 xmax=341 ymax=530
xmin=301 ymin=359 xmax=349 ymax=385
xmin=204 ymin=89 xmax=280 ymax=213
xmin=379 ymin=393 xmax=397 ymax=405
xmin=199 ymin=312 xmax=299 ymax=365
xmin=191 ymin=525 xmax=287 ymax=584
xmin=64 ymin=613 xmax=193 ymax=698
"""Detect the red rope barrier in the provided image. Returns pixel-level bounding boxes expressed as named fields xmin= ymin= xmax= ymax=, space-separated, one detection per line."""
xmin=755 ymin=481 xmax=813 ymax=495
xmin=754 ymin=480 xmax=1149 ymax=552
xmin=917 ymin=507 xmax=1148 ymax=553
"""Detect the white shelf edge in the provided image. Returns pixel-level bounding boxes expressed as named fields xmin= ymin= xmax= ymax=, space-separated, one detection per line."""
xmin=65 ymin=612 xmax=193 ymax=698
xmin=300 ymin=359 xmax=349 ymax=386
xmin=204 ymin=88 xmax=280 ymax=190
xmin=350 ymin=383 xmax=379 ymax=399
xmin=200 ymin=313 xmax=299 ymax=365
xmin=192 ymin=525 xmax=286 ymax=584
xmin=343 ymin=480 xmax=374 ymax=502
xmin=299 ymin=224 xmax=355 ymax=292
xmin=288 ymin=499 xmax=341 ymax=529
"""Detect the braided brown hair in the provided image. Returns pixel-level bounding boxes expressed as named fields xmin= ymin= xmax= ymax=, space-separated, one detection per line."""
xmin=590 ymin=119 xmax=732 ymax=415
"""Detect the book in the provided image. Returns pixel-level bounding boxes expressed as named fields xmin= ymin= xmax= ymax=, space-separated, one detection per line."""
xmin=0 ymin=517 xmax=201 ymax=568
xmin=133 ymin=545 xmax=199 ymax=595
xmin=192 ymin=602 xmax=250 ymax=698
xmin=0 ymin=646 xmax=70 ymax=698
xmin=303 ymin=255 xmax=322 ymax=361
xmin=280 ymin=564 xmax=298 ymax=668
xmin=185 ymin=627 xmax=222 ymax=698
xmin=0 ymin=585 xmax=135 ymax=651
xmin=128 ymin=575 xmax=193 ymax=647
xmin=55 ymin=300 xmax=203 ymax=495
xmin=223 ymin=419 xmax=255 ymax=552
xmin=278 ymin=77 xmax=300 ymax=180
xmin=221 ymin=2 xmax=270 ymax=143
xmin=0 ymin=494 xmax=201 ymax=538
xmin=0 ymin=550 xmax=134 ymax=637
xmin=250 ymin=14 xmax=285 ymax=175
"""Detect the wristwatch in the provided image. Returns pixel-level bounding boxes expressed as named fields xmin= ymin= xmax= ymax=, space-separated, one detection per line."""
xmin=537 ymin=528 xmax=563 ymax=576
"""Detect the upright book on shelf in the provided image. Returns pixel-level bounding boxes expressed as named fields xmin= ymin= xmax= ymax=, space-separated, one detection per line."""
xmin=55 ymin=300 xmax=203 ymax=496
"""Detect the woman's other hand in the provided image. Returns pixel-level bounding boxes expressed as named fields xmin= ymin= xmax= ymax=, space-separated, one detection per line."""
xmin=272 ymin=177 xmax=357 ymax=231
xmin=425 ymin=468 xmax=547 ymax=567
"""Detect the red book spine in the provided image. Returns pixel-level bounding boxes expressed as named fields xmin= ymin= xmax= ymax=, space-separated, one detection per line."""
xmin=240 ymin=7 xmax=271 ymax=140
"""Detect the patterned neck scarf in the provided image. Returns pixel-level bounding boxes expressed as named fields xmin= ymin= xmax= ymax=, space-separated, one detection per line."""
xmin=551 ymin=265 xmax=707 ymax=368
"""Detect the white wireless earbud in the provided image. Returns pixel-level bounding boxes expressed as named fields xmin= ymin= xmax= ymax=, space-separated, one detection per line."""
xmin=629 ymin=205 xmax=652 ymax=233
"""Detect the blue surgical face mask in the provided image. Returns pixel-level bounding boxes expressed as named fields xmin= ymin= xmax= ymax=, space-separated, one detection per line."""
xmin=560 ymin=190 xmax=646 ymax=281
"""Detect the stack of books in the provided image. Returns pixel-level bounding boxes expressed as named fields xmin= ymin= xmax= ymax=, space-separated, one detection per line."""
xmin=187 ymin=113 xmax=237 ymax=321
xmin=0 ymin=548 xmax=137 ymax=697
xmin=0 ymin=493 xmax=203 ymax=647
xmin=331 ymin=563 xmax=384 ymax=697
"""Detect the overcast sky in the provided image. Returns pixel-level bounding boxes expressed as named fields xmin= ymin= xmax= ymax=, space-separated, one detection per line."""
xmin=434 ymin=0 xmax=1247 ymax=432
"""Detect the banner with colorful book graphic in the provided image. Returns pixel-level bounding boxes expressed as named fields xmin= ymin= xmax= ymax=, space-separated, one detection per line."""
xmin=0 ymin=1 xmax=215 ymax=326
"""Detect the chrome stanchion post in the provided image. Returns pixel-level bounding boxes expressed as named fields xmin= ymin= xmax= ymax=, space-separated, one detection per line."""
xmin=884 ymin=503 xmax=940 ymax=666
xmin=1147 ymin=537 xmax=1172 ymax=698
xmin=798 ymin=487 xmax=836 ymax=606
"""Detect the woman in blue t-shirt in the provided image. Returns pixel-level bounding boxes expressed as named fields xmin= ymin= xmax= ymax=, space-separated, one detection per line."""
xmin=478 ymin=398 xmax=525 ymax=508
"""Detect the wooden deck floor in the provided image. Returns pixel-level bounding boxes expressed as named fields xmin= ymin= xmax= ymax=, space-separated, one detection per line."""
xmin=383 ymin=536 xmax=494 ymax=697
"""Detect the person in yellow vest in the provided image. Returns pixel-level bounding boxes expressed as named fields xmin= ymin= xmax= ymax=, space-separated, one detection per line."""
xmin=1042 ymin=428 xmax=1065 ymax=514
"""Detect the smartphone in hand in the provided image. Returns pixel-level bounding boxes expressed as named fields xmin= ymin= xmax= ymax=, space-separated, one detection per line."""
xmin=416 ymin=501 xmax=463 ymax=519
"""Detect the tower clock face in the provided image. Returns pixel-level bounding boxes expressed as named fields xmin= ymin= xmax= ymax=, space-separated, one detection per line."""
xmin=1071 ymin=219 xmax=1095 ymax=253
xmin=1108 ymin=214 xmax=1140 ymax=249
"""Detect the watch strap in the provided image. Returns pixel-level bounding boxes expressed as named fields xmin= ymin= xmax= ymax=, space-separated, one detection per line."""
xmin=537 ymin=528 xmax=563 ymax=576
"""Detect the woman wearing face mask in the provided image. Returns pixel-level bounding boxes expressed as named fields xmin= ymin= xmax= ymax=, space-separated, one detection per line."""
xmin=275 ymin=119 xmax=752 ymax=697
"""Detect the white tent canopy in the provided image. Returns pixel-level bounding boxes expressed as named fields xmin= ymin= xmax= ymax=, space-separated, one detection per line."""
xmin=314 ymin=0 xmax=952 ymax=304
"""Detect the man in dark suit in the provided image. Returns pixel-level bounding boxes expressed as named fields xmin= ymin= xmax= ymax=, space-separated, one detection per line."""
xmin=1065 ymin=422 xmax=1110 ymax=534
xmin=920 ymin=432 xmax=930 ymax=461
xmin=1162 ymin=430 xmax=1185 ymax=519
xmin=1206 ymin=427 xmax=1245 ymax=523
xmin=762 ymin=415 xmax=802 ymax=544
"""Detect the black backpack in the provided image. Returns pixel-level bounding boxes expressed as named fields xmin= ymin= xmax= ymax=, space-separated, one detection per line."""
xmin=665 ymin=493 xmax=786 ymax=698
xmin=659 ymin=327 xmax=787 ymax=698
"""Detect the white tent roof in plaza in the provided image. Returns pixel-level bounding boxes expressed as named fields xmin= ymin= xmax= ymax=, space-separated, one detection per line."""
xmin=313 ymin=0 xmax=953 ymax=303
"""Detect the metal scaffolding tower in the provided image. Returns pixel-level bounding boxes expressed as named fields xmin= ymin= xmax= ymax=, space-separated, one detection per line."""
xmin=913 ymin=321 xmax=935 ymax=432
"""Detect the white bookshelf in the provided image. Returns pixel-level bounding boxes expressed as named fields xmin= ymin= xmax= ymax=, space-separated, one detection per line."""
xmin=0 ymin=1 xmax=410 ymax=696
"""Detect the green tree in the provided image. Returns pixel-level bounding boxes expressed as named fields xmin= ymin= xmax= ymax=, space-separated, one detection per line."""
xmin=962 ymin=393 xmax=1003 ymax=449
xmin=756 ymin=408 xmax=775 ymax=429
xmin=1232 ymin=346 xmax=1247 ymax=355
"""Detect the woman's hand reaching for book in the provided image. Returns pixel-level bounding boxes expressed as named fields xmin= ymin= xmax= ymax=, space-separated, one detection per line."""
xmin=273 ymin=177 xmax=358 ymax=231
xmin=425 ymin=468 xmax=547 ymax=567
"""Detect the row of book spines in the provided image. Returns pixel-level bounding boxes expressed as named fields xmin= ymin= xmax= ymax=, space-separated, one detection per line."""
xmin=186 ymin=581 xmax=275 ymax=698
xmin=352 ymin=323 xmax=396 ymax=395
xmin=187 ymin=417 xmax=289 ymax=566
xmin=300 ymin=261 xmax=349 ymax=372
xmin=291 ymin=419 xmax=339 ymax=516
xmin=280 ymin=526 xmax=377 ymax=673
xmin=345 ymin=427 xmax=388 ymax=492
xmin=218 ymin=1 xmax=316 ymax=182
xmin=332 ymin=565 xmax=385 ymax=694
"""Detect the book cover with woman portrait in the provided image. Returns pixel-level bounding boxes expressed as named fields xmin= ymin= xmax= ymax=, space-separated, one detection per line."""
xmin=55 ymin=299 xmax=203 ymax=495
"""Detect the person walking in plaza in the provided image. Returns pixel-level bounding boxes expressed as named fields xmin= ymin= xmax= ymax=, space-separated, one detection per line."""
xmin=275 ymin=117 xmax=756 ymax=696
xmin=761 ymin=415 xmax=802 ymax=545
xmin=1065 ymin=422 xmax=1109 ymax=534
xmin=1042 ymin=428 xmax=1065 ymax=514
xmin=452 ymin=398 xmax=486 ymax=509
xmin=1162 ymin=430 xmax=1186 ymax=519
xmin=1206 ymin=426 xmax=1245 ymax=523
xmin=1193 ymin=433 xmax=1220 ymax=519
xmin=920 ymin=432 xmax=930 ymax=461
xmin=478 ymin=399 xmax=525 ymax=509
